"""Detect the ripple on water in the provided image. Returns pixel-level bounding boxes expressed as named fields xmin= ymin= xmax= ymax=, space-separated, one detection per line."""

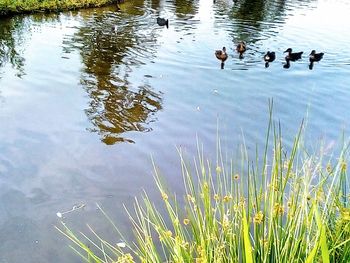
xmin=1 ymin=1 xmax=350 ymax=262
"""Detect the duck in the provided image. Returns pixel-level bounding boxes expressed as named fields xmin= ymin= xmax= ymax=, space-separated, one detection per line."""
xmin=309 ymin=50 xmax=324 ymax=62
xmin=157 ymin=17 xmax=169 ymax=29
xmin=215 ymin=47 xmax=228 ymax=62
xmin=264 ymin=51 xmax=276 ymax=68
xmin=284 ymin=48 xmax=303 ymax=61
xmin=264 ymin=51 xmax=275 ymax=62
xmin=236 ymin=41 xmax=246 ymax=59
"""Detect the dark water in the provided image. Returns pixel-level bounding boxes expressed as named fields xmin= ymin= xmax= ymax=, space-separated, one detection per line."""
xmin=1 ymin=0 xmax=350 ymax=261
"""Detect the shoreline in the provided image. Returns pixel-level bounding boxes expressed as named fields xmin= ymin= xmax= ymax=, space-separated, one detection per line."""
xmin=0 ymin=0 xmax=121 ymax=17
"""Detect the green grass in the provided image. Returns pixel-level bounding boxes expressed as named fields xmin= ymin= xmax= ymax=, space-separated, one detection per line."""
xmin=0 ymin=0 xmax=117 ymax=16
xmin=58 ymin=103 xmax=350 ymax=262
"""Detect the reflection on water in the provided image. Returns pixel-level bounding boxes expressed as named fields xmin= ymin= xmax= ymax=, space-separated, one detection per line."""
xmin=0 ymin=0 xmax=350 ymax=262
xmin=63 ymin=3 xmax=163 ymax=144
xmin=0 ymin=16 xmax=26 ymax=78
xmin=174 ymin=0 xmax=199 ymax=19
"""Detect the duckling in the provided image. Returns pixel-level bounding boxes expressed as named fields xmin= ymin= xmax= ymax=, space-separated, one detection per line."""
xmin=264 ymin=51 xmax=276 ymax=68
xmin=284 ymin=48 xmax=303 ymax=61
xmin=215 ymin=47 xmax=228 ymax=62
xmin=157 ymin=17 xmax=169 ymax=29
xmin=309 ymin=50 xmax=324 ymax=62
xmin=236 ymin=41 xmax=246 ymax=59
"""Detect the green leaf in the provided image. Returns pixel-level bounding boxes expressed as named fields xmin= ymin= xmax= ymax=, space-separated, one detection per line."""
xmin=242 ymin=208 xmax=253 ymax=263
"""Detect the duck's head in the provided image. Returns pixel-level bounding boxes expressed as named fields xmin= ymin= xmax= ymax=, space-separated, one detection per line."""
xmin=284 ymin=48 xmax=292 ymax=53
xmin=222 ymin=47 xmax=226 ymax=52
xmin=309 ymin=50 xmax=316 ymax=56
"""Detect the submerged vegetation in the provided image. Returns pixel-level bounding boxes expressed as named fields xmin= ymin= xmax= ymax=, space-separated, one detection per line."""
xmin=0 ymin=0 xmax=118 ymax=16
xmin=58 ymin=105 xmax=350 ymax=262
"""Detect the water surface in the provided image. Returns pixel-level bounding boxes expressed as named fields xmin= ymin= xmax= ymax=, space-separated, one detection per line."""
xmin=1 ymin=0 xmax=350 ymax=262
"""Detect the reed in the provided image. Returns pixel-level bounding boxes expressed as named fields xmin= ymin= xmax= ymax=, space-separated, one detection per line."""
xmin=58 ymin=103 xmax=350 ymax=262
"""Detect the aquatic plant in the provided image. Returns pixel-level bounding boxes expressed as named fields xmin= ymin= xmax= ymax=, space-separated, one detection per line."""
xmin=58 ymin=103 xmax=350 ymax=262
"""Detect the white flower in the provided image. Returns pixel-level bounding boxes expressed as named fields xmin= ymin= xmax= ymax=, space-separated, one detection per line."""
xmin=56 ymin=212 xmax=63 ymax=218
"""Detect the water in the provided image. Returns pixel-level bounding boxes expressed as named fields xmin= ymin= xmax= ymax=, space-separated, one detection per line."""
xmin=1 ymin=0 xmax=350 ymax=261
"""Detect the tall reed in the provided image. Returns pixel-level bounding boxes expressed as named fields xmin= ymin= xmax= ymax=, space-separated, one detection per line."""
xmin=58 ymin=103 xmax=350 ymax=262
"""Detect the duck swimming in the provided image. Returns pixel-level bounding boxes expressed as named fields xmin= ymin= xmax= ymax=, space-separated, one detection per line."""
xmin=236 ymin=41 xmax=246 ymax=59
xmin=309 ymin=50 xmax=324 ymax=62
xmin=157 ymin=17 xmax=169 ymax=29
xmin=215 ymin=47 xmax=228 ymax=62
xmin=264 ymin=51 xmax=276 ymax=68
xmin=284 ymin=48 xmax=303 ymax=61
xmin=215 ymin=47 xmax=228 ymax=69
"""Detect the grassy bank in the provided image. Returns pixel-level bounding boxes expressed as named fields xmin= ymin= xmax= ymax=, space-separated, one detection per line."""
xmin=58 ymin=105 xmax=350 ymax=262
xmin=0 ymin=0 xmax=119 ymax=16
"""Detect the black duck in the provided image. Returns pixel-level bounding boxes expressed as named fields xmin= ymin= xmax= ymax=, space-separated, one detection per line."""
xmin=157 ymin=17 xmax=169 ymax=29
xmin=309 ymin=50 xmax=324 ymax=62
xmin=284 ymin=48 xmax=303 ymax=61
xmin=264 ymin=51 xmax=276 ymax=68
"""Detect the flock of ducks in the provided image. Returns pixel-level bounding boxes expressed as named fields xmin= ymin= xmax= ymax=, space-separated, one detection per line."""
xmin=215 ymin=41 xmax=324 ymax=70
xmin=155 ymin=17 xmax=324 ymax=70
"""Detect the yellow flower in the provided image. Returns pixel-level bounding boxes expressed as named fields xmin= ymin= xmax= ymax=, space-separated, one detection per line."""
xmin=187 ymin=194 xmax=195 ymax=203
xmin=260 ymin=238 xmax=268 ymax=248
xmin=161 ymin=192 xmax=168 ymax=201
xmin=238 ymin=197 xmax=246 ymax=207
xmin=183 ymin=218 xmax=190 ymax=225
xmin=182 ymin=241 xmax=189 ymax=248
xmin=341 ymin=208 xmax=350 ymax=221
xmin=159 ymin=230 xmax=172 ymax=242
xmin=117 ymin=253 xmax=134 ymax=263
xmin=253 ymin=211 xmax=264 ymax=224
xmin=216 ymin=166 xmax=222 ymax=174
xmin=273 ymin=203 xmax=284 ymax=215
xmin=326 ymin=163 xmax=332 ymax=173
xmin=165 ymin=230 xmax=172 ymax=237
xmin=341 ymin=161 xmax=347 ymax=172
xmin=223 ymin=195 xmax=232 ymax=203
xmin=214 ymin=194 xmax=220 ymax=201
xmin=196 ymin=245 xmax=206 ymax=263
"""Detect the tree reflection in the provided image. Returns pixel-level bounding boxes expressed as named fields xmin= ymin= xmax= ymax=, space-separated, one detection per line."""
xmin=64 ymin=5 xmax=163 ymax=144
xmin=173 ymin=0 xmax=199 ymax=19
xmin=228 ymin=0 xmax=288 ymax=43
xmin=0 ymin=17 xmax=26 ymax=78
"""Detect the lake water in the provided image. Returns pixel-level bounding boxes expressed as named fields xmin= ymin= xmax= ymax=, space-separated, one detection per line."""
xmin=1 ymin=0 xmax=350 ymax=262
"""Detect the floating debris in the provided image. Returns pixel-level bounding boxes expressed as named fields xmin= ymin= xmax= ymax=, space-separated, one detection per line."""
xmin=116 ymin=241 xmax=126 ymax=248
xmin=56 ymin=204 xmax=86 ymax=218
xmin=56 ymin=212 xmax=63 ymax=218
